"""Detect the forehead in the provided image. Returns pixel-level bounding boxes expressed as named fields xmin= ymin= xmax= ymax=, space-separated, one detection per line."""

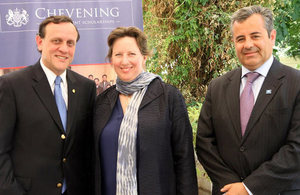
xmin=44 ymin=22 xmax=77 ymax=39
xmin=112 ymin=36 xmax=139 ymax=51
xmin=232 ymin=14 xmax=267 ymax=36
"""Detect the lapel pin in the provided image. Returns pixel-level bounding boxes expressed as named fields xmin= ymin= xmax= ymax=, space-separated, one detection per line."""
xmin=266 ymin=89 xmax=272 ymax=95
xmin=72 ymin=89 xmax=76 ymax=94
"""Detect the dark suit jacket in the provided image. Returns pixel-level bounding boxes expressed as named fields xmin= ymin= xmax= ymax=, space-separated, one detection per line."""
xmin=93 ymin=78 xmax=198 ymax=195
xmin=196 ymin=58 xmax=300 ymax=194
xmin=98 ymin=81 xmax=111 ymax=94
xmin=0 ymin=62 xmax=96 ymax=195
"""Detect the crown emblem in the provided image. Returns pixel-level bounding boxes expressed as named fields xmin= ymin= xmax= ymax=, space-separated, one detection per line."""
xmin=6 ymin=8 xmax=29 ymax=27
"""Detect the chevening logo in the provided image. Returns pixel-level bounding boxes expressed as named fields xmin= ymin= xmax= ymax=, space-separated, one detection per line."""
xmin=6 ymin=8 xmax=29 ymax=27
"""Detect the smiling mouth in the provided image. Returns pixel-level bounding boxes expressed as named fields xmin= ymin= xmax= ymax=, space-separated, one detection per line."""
xmin=244 ymin=52 xmax=257 ymax=56
xmin=121 ymin=66 xmax=132 ymax=71
xmin=56 ymin=55 xmax=68 ymax=60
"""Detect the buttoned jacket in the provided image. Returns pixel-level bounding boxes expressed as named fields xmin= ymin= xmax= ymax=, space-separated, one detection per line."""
xmin=196 ymin=58 xmax=300 ymax=194
xmin=0 ymin=62 xmax=95 ymax=195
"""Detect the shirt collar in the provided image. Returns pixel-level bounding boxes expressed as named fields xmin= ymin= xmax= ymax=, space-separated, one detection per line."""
xmin=40 ymin=59 xmax=67 ymax=85
xmin=241 ymin=55 xmax=274 ymax=78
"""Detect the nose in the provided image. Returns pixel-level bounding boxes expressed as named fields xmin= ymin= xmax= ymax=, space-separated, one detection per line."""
xmin=121 ymin=55 xmax=129 ymax=65
xmin=244 ymin=38 xmax=254 ymax=49
xmin=58 ymin=43 xmax=68 ymax=53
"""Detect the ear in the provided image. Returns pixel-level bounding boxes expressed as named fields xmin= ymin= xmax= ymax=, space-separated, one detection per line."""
xmin=142 ymin=55 xmax=147 ymax=70
xmin=143 ymin=55 xmax=147 ymax=63
xmin=36 ymin=35 xmax=43 ymax=52
xmin=270 ymin=29 xmax=276 ymax=46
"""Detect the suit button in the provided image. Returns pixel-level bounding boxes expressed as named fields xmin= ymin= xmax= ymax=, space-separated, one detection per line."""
xmin=240 ymin=146 xmax=245 ymax=152
xmin=62 ymin=158 xmax=67 ymax=163
xmin=57 ymin=182 xmax=62 ymax=188
xmin=61 ymin=134 xmax=66 ymax=140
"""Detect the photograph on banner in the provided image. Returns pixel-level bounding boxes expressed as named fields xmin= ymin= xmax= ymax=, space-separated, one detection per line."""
xmin=0 ymin=64 xmax=117 ymax=95
xmin=0 ymin=0 xmax=143 ymax=93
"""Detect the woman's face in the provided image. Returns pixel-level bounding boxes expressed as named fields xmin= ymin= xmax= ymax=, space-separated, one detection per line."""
xmin=111 ymin=36 xmax=146 ymax=82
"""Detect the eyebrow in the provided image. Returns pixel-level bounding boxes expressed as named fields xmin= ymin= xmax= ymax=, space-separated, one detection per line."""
xmin=235 ymin=31 xmax=262 ymax=40
xmin=250 ymin=32 xmax=262 ymax=36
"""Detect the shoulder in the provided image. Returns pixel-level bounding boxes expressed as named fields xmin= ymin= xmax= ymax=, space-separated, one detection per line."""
xmin=148 ymin=78 xmax=182 ymax=97
xmin=279 ymin=61 xmax=300 ymax=78
xmin=0 ymin=65 xmax=38 ymax=88
xmin=2 ymin=65 xmax=36 ymax=80
xmin=147 ymin=78 xmax=187 ymax=111
xmin=269 ymin=59 xmax=300 ymax=87
xmin=67 ymin=69 xmax=95 ymax=86
xmin=211 ymin=68 xmax=240 ymax=85
xmin=99 ymin=84 xmax=117 ymax=97
xmin=152 ymin=79 xmax=189 ymax=121
xmin=95 ymin=85 xmax=118 ymax=105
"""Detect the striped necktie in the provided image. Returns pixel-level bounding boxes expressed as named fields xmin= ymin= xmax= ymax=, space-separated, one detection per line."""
xmin=240 ymin=72 xmax=260 ymax=136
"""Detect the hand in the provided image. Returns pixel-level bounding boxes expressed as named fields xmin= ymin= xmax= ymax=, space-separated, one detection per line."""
xmin=220 ymin=182 xmax=249 ymax=195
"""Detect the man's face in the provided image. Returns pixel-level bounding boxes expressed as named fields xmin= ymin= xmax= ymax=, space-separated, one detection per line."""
xmin=36 ymin=22 xmax=78 ymax=75
xmin=232 ymin=14 xmax=276 ymax=71
xmin=102 ymin=76 xmax=107 ymax=82
xmin=94 ymin=79 xmax=99 ymax=85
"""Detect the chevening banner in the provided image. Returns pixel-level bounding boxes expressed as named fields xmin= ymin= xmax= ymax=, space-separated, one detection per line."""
xmin=0 ymin=0 xmax=143 ymax=69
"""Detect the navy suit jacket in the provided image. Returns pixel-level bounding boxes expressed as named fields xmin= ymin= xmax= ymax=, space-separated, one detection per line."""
xmin=0 ymin=62 xmax=95 ymax=195
xmin=196 ymin=58 xmax=300 ymax=194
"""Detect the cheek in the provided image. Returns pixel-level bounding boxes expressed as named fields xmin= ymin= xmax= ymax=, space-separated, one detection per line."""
xmin=132 ymin=60 xmax=142 ymax=69
xmin=265 ymin=42 xmax=273 ymax=52
xmin=111 ymin=59 xmax=119 ymax=67
xmin=111 ymin=63 xmax=119 ymax=73
xmin=236 ymin=45 xmax=245 ymax=55
xmin=69 ymin=48 xmax=76 ymax=56
xmin=45 ymin=46 xmax=57 ymax=56
xmin=234 ymin=45 xmax=241 ymax=55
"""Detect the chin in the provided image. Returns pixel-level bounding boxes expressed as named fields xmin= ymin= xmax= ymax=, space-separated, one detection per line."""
xmin=120 ymin=78 xmax=132 ymax=82
xmin=244 ymin=63 xmax=260 ymax=70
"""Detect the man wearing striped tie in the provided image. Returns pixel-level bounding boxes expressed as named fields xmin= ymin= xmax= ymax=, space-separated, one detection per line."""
xmin=196 ymin=5 xmax=300 ymax=195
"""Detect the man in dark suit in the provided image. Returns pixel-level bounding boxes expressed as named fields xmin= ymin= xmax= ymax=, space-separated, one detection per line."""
xmin=98 ymin=74 xmax=111 ymax=94
xmin=0 ymin=16 xmax=95 ymax=195
xmin=196 ymin=5 xmax=300 ymax=195
xmin=94 ymin=78 xmax=101 ymax=96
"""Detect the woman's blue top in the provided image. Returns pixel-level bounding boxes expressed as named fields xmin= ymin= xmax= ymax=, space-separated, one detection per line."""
xmin=99 ymin=98 xmax=123 ymax=195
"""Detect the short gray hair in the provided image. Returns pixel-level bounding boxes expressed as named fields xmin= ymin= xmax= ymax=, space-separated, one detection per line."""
xmin=230 ymin=5 xmax=274 ymax=37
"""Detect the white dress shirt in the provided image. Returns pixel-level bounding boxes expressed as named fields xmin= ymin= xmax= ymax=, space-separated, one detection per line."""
xmin=240 ymin=55 xmax=273 ymax=195
xmin=240 ymin=55 xmax=273 ymax=102
xmin=40 ymin=59 xmax=68 ymax=108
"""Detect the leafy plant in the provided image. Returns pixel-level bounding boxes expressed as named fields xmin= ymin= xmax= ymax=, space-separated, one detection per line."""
xmin=187 ymin=102 xmax=202 ymax=145
xmin=143 ymin=0 xmax=273 ymax=102
xmin=274 ymin=0 xmax=300 ymax=59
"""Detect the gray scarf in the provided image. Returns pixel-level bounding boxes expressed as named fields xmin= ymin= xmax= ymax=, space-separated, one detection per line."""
xmin=115 ymin=72 xmax=160 ymax=195
xmin=116 ymin=72 xmax=161 ymax=95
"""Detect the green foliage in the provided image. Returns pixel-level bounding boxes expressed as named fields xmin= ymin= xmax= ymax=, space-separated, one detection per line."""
xmin=143 ymin=0 xmax=273 ymax=102
xmin=274 ymin=0 xmax=300 ymax=58
xmin=187 ymin=102 xmax=202 ymax=145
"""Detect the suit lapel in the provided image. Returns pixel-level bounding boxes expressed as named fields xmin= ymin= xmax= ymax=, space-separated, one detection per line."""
xmin=31 ymin=63 xmax=65 ymax=133
xmin=225 ymin=68 xmax=243 ymax=138
xmin=243 ymin=59 xmax=284 ymax=139
xmin=66 ymin=70 xmax=78 ymax=136
xmin=139 ymin=79 xmax=163 ymax=110
xmin=63 ymin=70 xmax=80 ymax=155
